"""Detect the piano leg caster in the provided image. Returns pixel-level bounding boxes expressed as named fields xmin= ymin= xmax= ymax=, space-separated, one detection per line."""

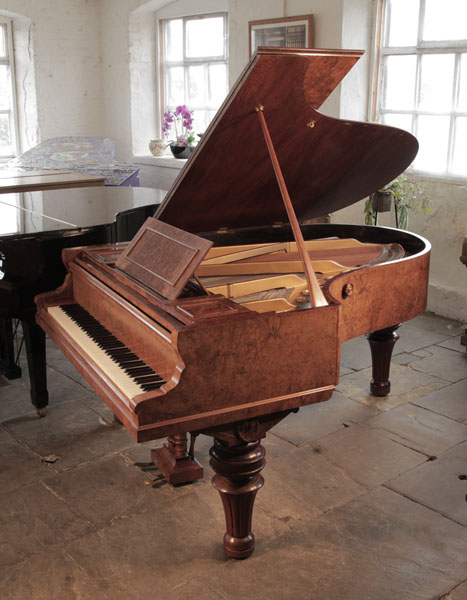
xmin=151 ymin=433 xmax=204 ymax=485
xmin=209 ymin=437 xmax=266 ymax=559
xmin=36 ymin=407 xmax=47 ymax=418
xmin=366 ymin=324 xmax=400 ymax=396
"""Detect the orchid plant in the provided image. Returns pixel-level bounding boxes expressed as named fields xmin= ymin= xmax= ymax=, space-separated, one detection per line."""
xmin=162 ymin=105 xmax=196 ymax=147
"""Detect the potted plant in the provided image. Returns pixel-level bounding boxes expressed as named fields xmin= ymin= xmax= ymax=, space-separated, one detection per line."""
xmin=163 ymin=105 xmax=197 ymax=159
xmin=364 ymin=171 xmax=431 ymax=229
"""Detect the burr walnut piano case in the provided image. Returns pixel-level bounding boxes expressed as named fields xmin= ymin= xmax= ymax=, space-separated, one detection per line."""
xmin=35 ymin=47 xmax=430 ymax=559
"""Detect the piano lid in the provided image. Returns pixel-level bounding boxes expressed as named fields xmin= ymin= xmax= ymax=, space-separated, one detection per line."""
xmin=155 ymin=47 xmax=419 ymax=233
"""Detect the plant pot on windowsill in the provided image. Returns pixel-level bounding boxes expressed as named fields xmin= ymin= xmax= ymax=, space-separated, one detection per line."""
xmin=370 ymin=190 xmax=393 ymax=212
xmin=149 ymin=139 xmax=169 ymax=156
xmin=169 ymin=143 xmax=195 ymax=159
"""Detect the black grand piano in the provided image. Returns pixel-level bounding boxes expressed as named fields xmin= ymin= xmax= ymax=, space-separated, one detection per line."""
xmin=35 ymin=48 xmax=429 ymax=559
xmin=0 ymin=186 xmax=166 ymax=413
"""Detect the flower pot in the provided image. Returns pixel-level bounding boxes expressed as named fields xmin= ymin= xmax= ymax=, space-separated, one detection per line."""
xmin=370 ymin=190 xmax=392 ymax=212
xmin=169 ymin=144 xmax=194 ymax=159
xmin=149 ymin=139 xmax=169 ymax=156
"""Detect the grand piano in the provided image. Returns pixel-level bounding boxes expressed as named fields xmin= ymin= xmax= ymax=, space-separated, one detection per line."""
xmin=35 ymin=48 xmax=430 ymax=559
xmin=0 ymin=186 xmax=165 ymax=412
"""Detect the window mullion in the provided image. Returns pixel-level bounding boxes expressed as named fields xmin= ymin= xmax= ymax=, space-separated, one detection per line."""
xmin=2 ymin=19 xmax=18 ymax=157
xmin=447 ymin=53 xmax=461 ymax=173
xmin=412 ymin=53 xmax=422 ymax=140
xmin=383 ymin=0 xmax=391 ymax=47
xmin=205 ymin=62 xmax=210 ymax=114
xmin=183 ymin=17 xmax=187 ymax=106
xmin=411 ymin=1 xmax=424 ymax=147
xmin=418 ymin=0 xmax=425 ymax=47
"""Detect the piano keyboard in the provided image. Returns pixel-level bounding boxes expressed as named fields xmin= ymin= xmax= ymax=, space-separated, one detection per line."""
xmin=48 ymin=304 xmax=165 ymax=399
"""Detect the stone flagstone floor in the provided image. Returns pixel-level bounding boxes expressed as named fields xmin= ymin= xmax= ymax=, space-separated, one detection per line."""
xmin=0 ymin=312 xmax=466 ymax=599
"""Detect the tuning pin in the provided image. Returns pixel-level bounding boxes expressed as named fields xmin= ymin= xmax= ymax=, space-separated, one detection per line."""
xmin=296 ymin=289 xmax=310 ymax=303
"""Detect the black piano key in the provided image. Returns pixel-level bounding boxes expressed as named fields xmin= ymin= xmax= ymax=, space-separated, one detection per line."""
xmin=105 ymin=346 xmax=136 ymax=355
xmin=133 ymin=373 xmax=164 ymax=382
xmin=59 ymin=304 xmax=166 ymax=392
xmin=121 ymin=361 xmax=146 ymax=370
xmin=126 ymin=366 xmax=154 ymax=375
xmin=134 ymin=376 xmax=164 ymax=385
xmin=141 ymin=382 xmax=164 ymax=391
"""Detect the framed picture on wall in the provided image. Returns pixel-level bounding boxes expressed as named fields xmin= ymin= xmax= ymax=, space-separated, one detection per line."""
xmin=249 ymin=14 xmax=314 ymax=56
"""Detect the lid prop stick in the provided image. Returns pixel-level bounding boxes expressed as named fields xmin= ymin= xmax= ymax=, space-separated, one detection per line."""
xmin=255 ymin=105 xmax=328 ymax=307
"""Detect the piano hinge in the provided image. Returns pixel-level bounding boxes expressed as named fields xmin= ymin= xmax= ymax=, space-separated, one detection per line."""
xmin=272 ymin=222 xmax=284 ymax=228
xmin=216 ymin=227 xmax=229 ymax=234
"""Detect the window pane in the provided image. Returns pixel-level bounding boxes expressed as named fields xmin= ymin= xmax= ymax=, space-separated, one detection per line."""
xmin=193 ymin=109 xmax=209 ymax=134
xmin=0 ymin=113 xmax=12 ymax=156
xmin=0 ymin=25 xmax=6 ymax=58
xmin=458 ymin=54 xmax=467 ymax=111
xmin=187 ymin=64 xmax=206 ymax=108
xmin=452 ymin=117 xmax=467 ymax=176
xmin=414 ymin=115 xmax=450 ymax=173
xmin=381 ymin=112 xmax=413 ymax=132
xmin=386 ymin=0 xmax=419 ymax=47
xmin=166 ymin=66 xmax=185 ymax=106
xmin=0 ymin=65 xmax=11 ymax=110
xmin=419 ymin=54 xmax=455 ymax=112
xmin=164 ymin=19 xmax=183 ymax=62
xmin=208 ymin=63 xmax=227 ymax=107
xmin=0 ymin=196 xmax=19 ymax=235
xmin=423 ymin=0 xmax=467 ymax=41
xmin=186 ymin=16 xmax=225 ymax=58
xmin=383 ymin=55 xmax=416 ymax=110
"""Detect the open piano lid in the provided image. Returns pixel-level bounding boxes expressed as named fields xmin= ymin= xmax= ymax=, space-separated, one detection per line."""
xmin=155 ymin=47 xmax=419 ymax=233
xmin=117 ymin=48 xmax=419 ymax=301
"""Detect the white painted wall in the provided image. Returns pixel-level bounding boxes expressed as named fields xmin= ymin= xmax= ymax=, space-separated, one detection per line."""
xmin=2 ymin=0 xmax=103 ymax=151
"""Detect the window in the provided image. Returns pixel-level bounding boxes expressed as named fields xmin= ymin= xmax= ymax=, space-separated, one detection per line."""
xmin=160 ymin=13 xmax=228 ymax=137
xmin=375 ymin=0 xmax=467 ymax=178
xmin=0 ymin=18 xmax=18 ymax=158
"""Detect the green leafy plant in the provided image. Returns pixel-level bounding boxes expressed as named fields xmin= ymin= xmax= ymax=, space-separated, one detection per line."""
xmin=364 ymin=171 xmax=431 ymax=229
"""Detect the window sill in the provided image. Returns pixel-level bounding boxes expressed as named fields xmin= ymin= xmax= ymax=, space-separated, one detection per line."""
xmin=408 ymin=170 xmax=467 ymax=186
xmin=132 ymin=155 xmax=186 ymax=170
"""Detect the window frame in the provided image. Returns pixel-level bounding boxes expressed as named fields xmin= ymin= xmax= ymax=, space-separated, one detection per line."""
xmin=0 ymin=17 xmax=19 ymax=160
xmin=158 ymin=11 xmax=229 ymax=138
xmin=372 ymin=0 xmax=467 ymax=181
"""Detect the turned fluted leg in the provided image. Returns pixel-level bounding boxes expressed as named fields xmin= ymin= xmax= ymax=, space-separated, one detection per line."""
xmin=209 ymin=438 xmax=266 ymax=559
xmin=366 ymin=324 xmax=400 ymax=396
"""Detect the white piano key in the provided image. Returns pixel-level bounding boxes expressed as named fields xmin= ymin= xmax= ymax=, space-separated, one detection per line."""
xmin=48 ymin=305 xmax=145 ymax=400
